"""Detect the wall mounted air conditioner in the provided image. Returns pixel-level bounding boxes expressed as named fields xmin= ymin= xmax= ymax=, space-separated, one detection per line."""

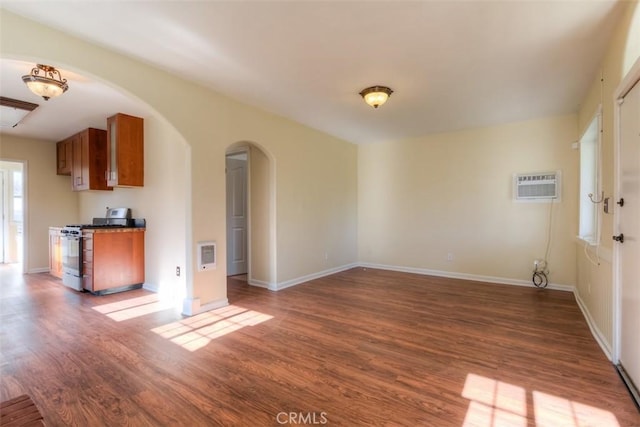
xmin=513 ymin=171 xmax=560 ymax=201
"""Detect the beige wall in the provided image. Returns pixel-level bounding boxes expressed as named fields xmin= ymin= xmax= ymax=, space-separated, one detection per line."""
xmin=575 ymin=1 xmax=640 ymax=352
xmin=1 ymin=11 xmax=358 ymax=310
xmin=359 ymin=114 xmax=579 ymax=287
xmin=273 ymin=128 xmax=358 ymax=285
xmin=248 ymin=145 xmax=273 ymax=285
xmin=0 ymin=135 xmax=78 ymax=272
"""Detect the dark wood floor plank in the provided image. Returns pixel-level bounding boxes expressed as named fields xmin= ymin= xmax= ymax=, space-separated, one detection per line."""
xmin=1 ymin=265 xmax=638 ymax=426
xmin=0 ymin=394 xmax=44 ymax=427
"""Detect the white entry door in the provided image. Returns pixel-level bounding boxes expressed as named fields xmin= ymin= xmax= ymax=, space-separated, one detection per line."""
xmin=226 ymin=154 xmax=248 ymax=276
xmin=618 ymin=78 xmax=640 ymax=399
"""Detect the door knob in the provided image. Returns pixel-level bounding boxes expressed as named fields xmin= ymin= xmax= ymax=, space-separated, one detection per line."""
xmin=613 ymin=234 xmax=624 ymax=243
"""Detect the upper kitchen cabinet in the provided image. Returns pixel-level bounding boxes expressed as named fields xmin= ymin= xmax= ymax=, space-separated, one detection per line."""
xmin=56 ymin=137 xmax=72 ymax=176
xmin=107 ymin=113 xmax=144 ymax=187
xmin=71 ymin=128 xmax=111 ymax=192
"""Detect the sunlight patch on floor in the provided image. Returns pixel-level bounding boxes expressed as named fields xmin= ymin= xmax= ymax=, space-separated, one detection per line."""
xmin=462 ymin=373 xmax=527 ymax=427
xmin=533 ymin=390 xmax=620 ymax=427
xmin=150 ymin=304 xmax=273 ymax=352
xmin=461 ymin=373 xmax=620 ymax=427
xmin=92 ymin=294 xmax=175 ymax=321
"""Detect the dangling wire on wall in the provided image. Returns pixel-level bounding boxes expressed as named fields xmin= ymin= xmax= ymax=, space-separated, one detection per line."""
xmin=584 ymin=190 xmax=602 ymax=266
xmin=584 ymin=189 xmax=602 ymax=266
xmin=533 ymin=200 xmax=554 ymax=288
xmin=588 ymin=191 xmax=604 ymax=203
xmin=587 ymin=190 xmax=604 ymax=266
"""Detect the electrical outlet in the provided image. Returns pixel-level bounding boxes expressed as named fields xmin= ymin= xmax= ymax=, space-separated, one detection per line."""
xmin=447 ymin=253 xmax=454 ymax=262
xmin=176 ymin=266 xmax=181 ymax=277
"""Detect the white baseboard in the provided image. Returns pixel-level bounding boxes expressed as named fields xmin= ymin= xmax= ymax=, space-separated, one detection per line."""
xmin=142 ymin=283 xmax=158 ymax=292
xmin=247 ymin=278 xmax=272 ymax=290
xmin=358 ymin=262 xmax=574 ymax=292
xmin=269 ymin=263 xmax=359 ymax=291
xmin=574 ymin=291 xmax=612 ymax=360
xmin=182 ymin=296 xmax=229 ymax=316
xmin=28 ymin=267 xmax=49 ymax=274
xmin=275 ymin=263 xmax=359 ymax=291
xmin=250 ymin=262 xmax=573 ymax=292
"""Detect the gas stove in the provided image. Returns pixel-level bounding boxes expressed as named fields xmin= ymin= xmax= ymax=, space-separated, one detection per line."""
xmin=63 ymin=223 xmax=130 ymax=230
xmin=62 ymin=208 xmax=144 ymax=233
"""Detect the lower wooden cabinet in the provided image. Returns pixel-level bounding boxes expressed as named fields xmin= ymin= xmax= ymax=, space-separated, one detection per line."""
xmin=82 ymin=228 xmax=145 ymax=294
xmin=48 ymin=227 xmax=63 ymax=279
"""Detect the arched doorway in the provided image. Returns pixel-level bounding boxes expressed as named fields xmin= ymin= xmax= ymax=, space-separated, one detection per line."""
xmin=225 ymin=142 xmax=275 ymax=293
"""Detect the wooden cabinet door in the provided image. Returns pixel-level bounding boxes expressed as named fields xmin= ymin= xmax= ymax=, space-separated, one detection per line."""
xmin=131 ymin=230 xmax=145 ymax=284
xmin=71 ymin=129 xmax=111 ymax=192
xmin=56 ymin=139 xmax=72 ymax=176
xmin=87 ymin=128 xmax=110 ymax=191
xmin=107 ymin=113 xmax=144 ymax=187
xmin=71 ymin=132 xmax=88 ymax=191
xmin=93 ymin=229 xmax=145 ymax=291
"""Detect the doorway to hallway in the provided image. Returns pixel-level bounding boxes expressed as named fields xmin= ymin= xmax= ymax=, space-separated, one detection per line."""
xmin=0 ymin=160 xmax=24 ymax=269
xmin=224 ymin=142 xmax=275 ymax=290
xmin=226 ymin=151 xmax=248 ymax=277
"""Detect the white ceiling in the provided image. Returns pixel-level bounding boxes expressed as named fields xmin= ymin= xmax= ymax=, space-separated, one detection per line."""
xmin=0 ymin=1 xmax=625 ymax=144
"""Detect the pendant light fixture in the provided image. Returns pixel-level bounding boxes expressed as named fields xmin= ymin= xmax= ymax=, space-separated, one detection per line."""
xmin=359 ymin=86 xmax=393 ymax=109
xmin=22 ymin=64 xmax=69 ymax=101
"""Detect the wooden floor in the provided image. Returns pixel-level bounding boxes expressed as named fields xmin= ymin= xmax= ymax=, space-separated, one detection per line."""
xmin=1 ymin=264 xmax=638 ymax=426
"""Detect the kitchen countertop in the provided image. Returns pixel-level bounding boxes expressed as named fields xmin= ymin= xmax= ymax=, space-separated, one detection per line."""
xmin=82 ymin=228 xmax=146 ymax=233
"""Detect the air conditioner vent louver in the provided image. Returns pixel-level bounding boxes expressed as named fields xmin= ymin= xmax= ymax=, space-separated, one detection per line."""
xmin=514 ymin=171 xmax=560 ymax=201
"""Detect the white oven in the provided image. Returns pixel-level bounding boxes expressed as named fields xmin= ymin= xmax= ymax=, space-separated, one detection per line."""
xmin=61 ymin=227 xmax=83 ymax=291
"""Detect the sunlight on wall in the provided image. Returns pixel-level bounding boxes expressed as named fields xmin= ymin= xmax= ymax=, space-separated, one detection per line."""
xmin=92 ymin=294 xmax=175 ymax=321
xmin=151 ymin=304 xmax=273 ymax=352
xmin=461 ymin=373 xmax=620 ymax=427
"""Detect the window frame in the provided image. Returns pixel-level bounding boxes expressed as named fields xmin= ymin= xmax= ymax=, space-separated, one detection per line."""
xmin=578 ymin=105 xmax=602 ymax=245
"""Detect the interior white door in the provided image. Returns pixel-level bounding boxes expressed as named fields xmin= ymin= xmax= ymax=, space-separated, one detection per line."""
xmin=226 ymin=155 xmax=248 ymax=276
xmin=618 ymin=78 xmax=640 ymax=397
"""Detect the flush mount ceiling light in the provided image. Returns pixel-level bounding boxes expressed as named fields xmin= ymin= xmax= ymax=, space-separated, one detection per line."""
xmin=359 ymin=86 xmax=393 ymax=109
xmin=22 ymin=64 xmax=69 ymax=101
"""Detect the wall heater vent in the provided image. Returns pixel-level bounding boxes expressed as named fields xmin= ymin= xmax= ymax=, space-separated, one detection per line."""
xmin=197 ymin=241 xmax=217 ymax=271
xmin=514 ymin=171 xmax=560 ymax=201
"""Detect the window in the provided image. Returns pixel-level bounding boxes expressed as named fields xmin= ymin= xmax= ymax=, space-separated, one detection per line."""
xmin=11 ymin=170 xmax=23 ymax=223
xmin=578 ymin=107 xmax=601 ymax=243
